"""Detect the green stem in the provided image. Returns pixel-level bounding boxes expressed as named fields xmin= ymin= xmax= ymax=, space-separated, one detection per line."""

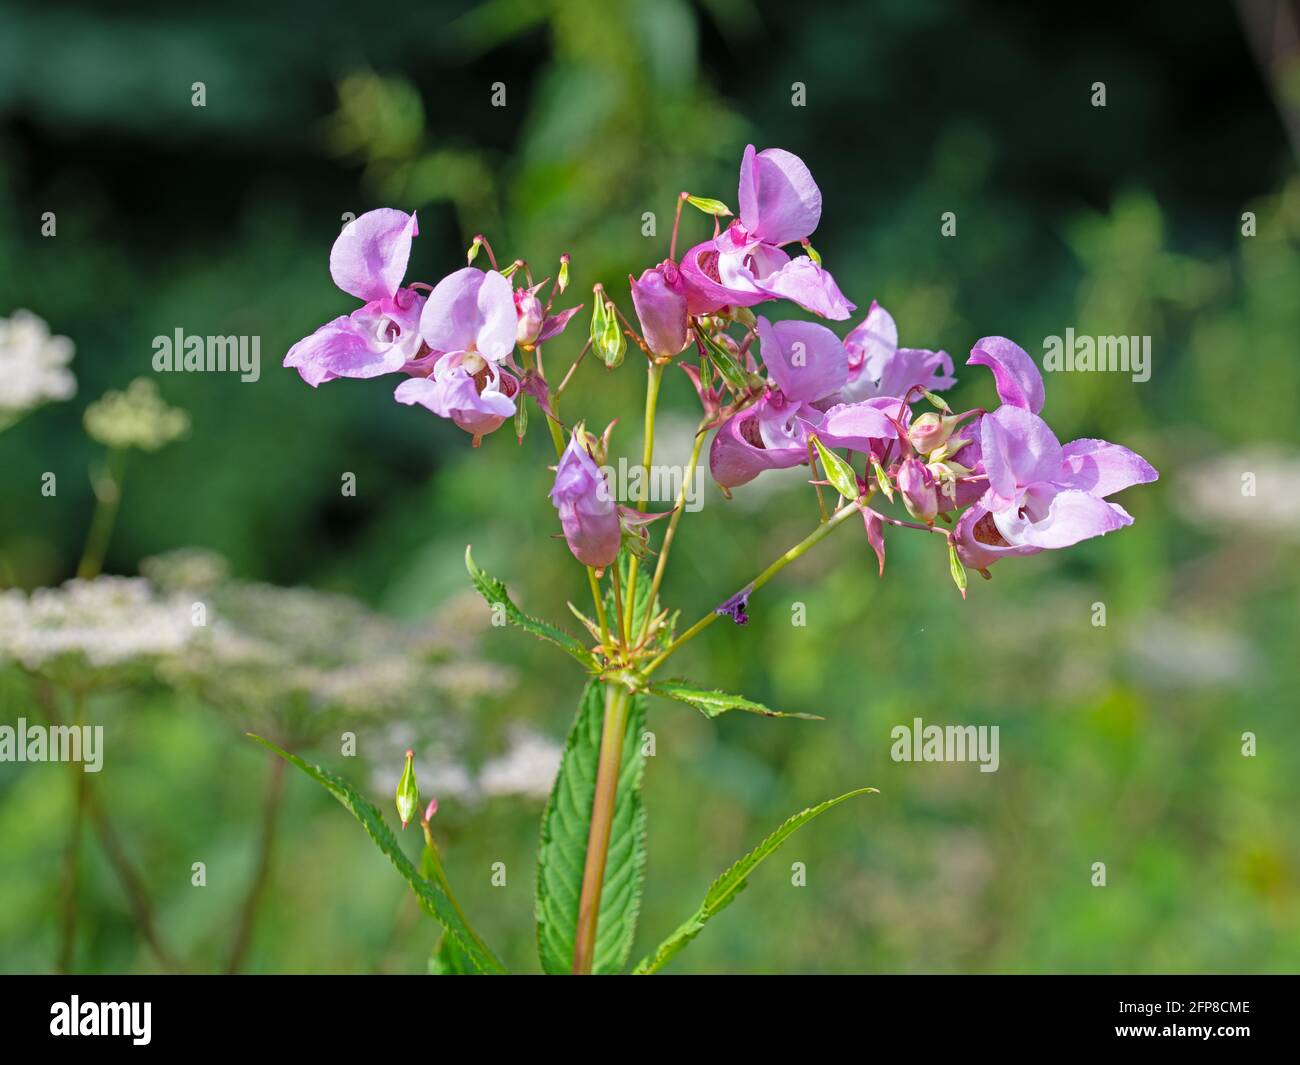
xmin=610 ymin=561 xmax=629 ymax=658
xmin=225 ymin=753 xmax=287 ymax=973
xmin=77 ymin=449 xmax=125 ymax=579
xmin=637 ymin=421 xmax=708 ymax=646
xmin=622 ymin=362 xmax=664 ymax=637
xmin=56 ymin=690 xmax=87 ymax=973
xmin=587 ymin=567 xmax=611 ymax=657
xmin=571 ymin=683 xmax=632 ymax=974
xmin=420 ymin=821 xmax=496 ymax=964
xmin=643 ymin=500 xmax=861 ymax=677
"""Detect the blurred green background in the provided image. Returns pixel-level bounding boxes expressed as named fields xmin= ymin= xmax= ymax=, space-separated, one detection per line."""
xmin=2 ymin=0 xmax=1298 ymax=973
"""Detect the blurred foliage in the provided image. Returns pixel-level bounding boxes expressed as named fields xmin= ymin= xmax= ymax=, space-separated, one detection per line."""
xmin=1 ymin=0 xmax=1298 ymax=974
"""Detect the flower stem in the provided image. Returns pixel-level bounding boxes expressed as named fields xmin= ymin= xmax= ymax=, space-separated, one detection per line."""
xmin=56 ymin=691 xmax=88 ymax=973
xmin=572 ymin=682 xmax=632 ymax=974
xmin=610 ymin=561 xmax=629 ymax=657
xmin=637 ymin=421 xmax=708 ymax=645
xmin=622 ymin=362 xmax=664 ymax=637
xmin=587 ymin=567 xmax=611 ymax=657
xmin=225 ymin=751 xmax=287 ymax=973
xmin=644 ymin=500 xmax=861 ymax=676
xmin=420 ymin=821 xmax=497 ymax=965
xmin=807 ymin=438 xmax=830 ymax=523
xmin=669 ymin=191 xmax=688 ymax=262
xmin=77 ymin=448 xmax=125 ymax=579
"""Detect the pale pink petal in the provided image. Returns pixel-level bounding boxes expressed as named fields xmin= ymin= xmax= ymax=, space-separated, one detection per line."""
xmin=968 ymin=336 xmax=1044 ymax=413
xmin=1058 ymin=438 xmax=1159 ymax=496
xmin=329 ymin=209 xmax=418 ymax=302
xmin=738 ymin=145 xmax=823 ymax=245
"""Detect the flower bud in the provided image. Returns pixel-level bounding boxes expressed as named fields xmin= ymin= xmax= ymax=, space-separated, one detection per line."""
xmin=423 ymin=798 xmax=439 ymax=823
xmin=897 ymin=457 xmax=939 ymax=523
xmin=550 ymin=433 xmax=621 ymax=569
xmin=395 ymin=749 xmax=419 ymax=830
xmin=557 ymin=253 xmax=570 ymax=294
xmin=629 ymin=260 xmax=689 ymax=360
xmin=514 ymin=287 xmax=544 ymax=347
xmin=907 ymin=411 xmax=960 ymax=456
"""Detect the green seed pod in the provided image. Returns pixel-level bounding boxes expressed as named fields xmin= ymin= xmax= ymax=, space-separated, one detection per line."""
xmin=395 ymin=749 xmax=419 ymax=829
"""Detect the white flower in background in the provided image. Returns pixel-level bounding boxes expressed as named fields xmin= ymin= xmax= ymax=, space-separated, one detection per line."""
xmin=84 ymin=378 xmax=189 ymax=451
xmin=0 ymin=576 xmax=199 ymax=670
xmin=478 ymin=728 xmax=563 ymax=799
xmin=1127 ymin=612 xmax=1256 ymax=688
xmin=1176 ymin=448 xmax=1300 ymax=539
xmin=0 ymin=309 xmax=76 ymax=426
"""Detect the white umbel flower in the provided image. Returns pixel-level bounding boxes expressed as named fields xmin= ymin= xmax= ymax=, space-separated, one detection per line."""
xmin=0 ymin=576 xmax=198 ymax=669
xmin=0 ymin=309 xmax=76 ymax=425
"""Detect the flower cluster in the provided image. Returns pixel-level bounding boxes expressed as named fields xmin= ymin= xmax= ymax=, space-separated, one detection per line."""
xmin=84 ymin=378 xmax=190 ymax=451
xmin=286 ymin=145 xmax=1157 ymax=591
xmin=0 ymin=309 xmax=76 ymax=428
xmin=285 ymin=210 xmax=580 ymax=445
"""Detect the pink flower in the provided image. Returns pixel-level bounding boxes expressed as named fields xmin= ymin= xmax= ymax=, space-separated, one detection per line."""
xmin=285 ymin=209 xmax=425 ymax=386
xmin=393 ymin=266 xmax=520 ymax=442
xmin=952 ymin=337 xmax=1158 ymax=569
xmin=630 ymin=260 xmax=689 ymax=359
xmin=550 ymin=434 xmax=621 ymax=569
xmin=836 ymin=301 xmax=955 ymax=404
xmin=680 ymin=146 xmax=855 ymax=321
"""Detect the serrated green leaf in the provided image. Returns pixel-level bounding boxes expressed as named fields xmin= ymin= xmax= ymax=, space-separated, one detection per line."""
xmin=536 ymin=680 xmax=647 ymax=974
xmin=632 ymin=786 xmax=878 ymax=975
xmin=465 ymin=546 xmax=598 ymax=671
xmin=247 ymin=734 xmax=507 ymax=975
xmin=648 ymin=680 xmax=823 ymax=721
xmin=810 ymin=435 xmax=859 ymax=501
xmin=685 ymin=195 xmax=733 ymax=217
xmin=428 ymin=933 xmax=478 ymax=975
xmin=694 ymin=324 xmax=751 ymax=393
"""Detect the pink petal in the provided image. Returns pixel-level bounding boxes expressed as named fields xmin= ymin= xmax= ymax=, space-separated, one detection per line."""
xmin=329 ymin=209 xmax=418 ymax=302
xmin=284 ymin=314 xmax=409 ymax=386
xmin=860 ymin=504 xmax=886 ymax=576
xmin=738 ymin=145 xmax=823 ymax=246
xmin=419 ymin=268 xmax=517 ymax=361
xmin=980 ymin=406 xmax=1063 ymax=508
xmin=758 ymin=316 xmax=848 ymax=404
xmin=844 ymin=301 xmax=897 ymax=375
xmin=708 ymin=406 xmax=808 ymax=488
xmin=994 ymin=486 xmax=1133 ymax=549
xmin=812 ymin=400 xmax=901 ymax=451
xmin=968 ymin=336 xmax=1044 ymax=413
xmin=1058 ymin=438 xmax=1159 ymax=496
xmin=755 ymin=256 xmax=855 ymax=320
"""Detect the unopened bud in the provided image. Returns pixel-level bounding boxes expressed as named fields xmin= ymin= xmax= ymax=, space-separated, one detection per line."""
xmin=908 ymin=412 xmax=961 ymax=455
xmin=396 ymin=749 xmax=419 ymax=830
xmin=423 ymin=798 xmax=439 ymax=823
xmin=629 ymin=260 xmax=688 ymax=360
xmin=515 ymin=287 xmax=544 ymax=346
xmin=466 ymin=236 xmax=483 ymax=266
xmin=557 ymin=254 xmax=570 ymax=294
xmin=897 ymin=457 xmax=939 ymax=522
